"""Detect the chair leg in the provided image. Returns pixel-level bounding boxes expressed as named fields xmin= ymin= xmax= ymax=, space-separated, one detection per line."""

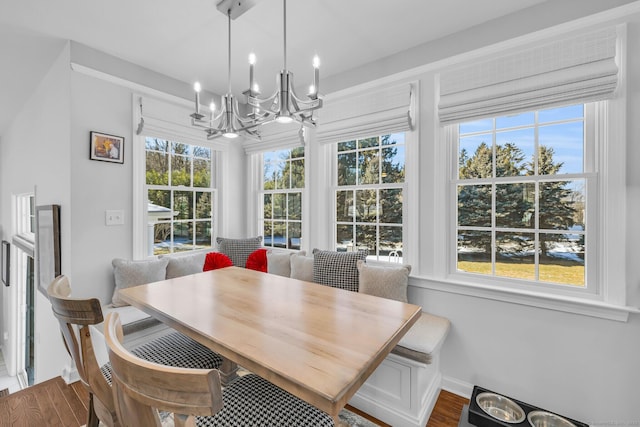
xmin=86 ymin=393 xmax=100 ymax=427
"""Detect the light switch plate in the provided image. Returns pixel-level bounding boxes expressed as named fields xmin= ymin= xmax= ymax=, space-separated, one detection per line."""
xmin=106 ymin=210 xmax=125 ymax=226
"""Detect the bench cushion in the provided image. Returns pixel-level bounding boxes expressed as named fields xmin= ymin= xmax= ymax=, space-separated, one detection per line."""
xmin=101 ymin=331 xmax=224 ymax=384
xmin=199 ymin=373 xmax=334 ymax=427
xmin=392 ymin=312 xmax=450 ymax=364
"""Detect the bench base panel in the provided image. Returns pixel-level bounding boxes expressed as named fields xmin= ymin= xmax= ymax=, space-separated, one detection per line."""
xmin=349 ymin=352 xmax=442 ymax=427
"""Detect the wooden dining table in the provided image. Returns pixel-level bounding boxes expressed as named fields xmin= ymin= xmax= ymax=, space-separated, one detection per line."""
xmin=118 ymin=266 xmax=422 ymax=425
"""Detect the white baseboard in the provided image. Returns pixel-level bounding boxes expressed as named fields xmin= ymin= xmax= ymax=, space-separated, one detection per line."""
xmin=441 ymin=375 xmax=474 ymax=399
xmin=61 ymin=362 xmax=80 ymax=385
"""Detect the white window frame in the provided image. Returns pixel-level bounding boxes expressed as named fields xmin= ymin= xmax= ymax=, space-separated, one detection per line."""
xmin=426 ymin=96 xmax=630 ymax=321
xmin=258 ymin=147 xmax=306 ymax=251
xmin=143 ymin=137 xmax=218 ymax=256
xmin=448 ymin=104 xmax=597 ymax=298
xmin=132 ymin=94 xmax=227 ymax=260
xmin=332 ymin=133 xmax=408 ymax=263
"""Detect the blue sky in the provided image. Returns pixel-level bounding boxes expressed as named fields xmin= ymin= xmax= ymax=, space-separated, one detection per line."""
xmin=459 ymin=104 xmax=584 ymax=175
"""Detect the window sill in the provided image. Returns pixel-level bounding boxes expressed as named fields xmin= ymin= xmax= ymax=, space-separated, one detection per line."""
xmin=409 ymin=275 xmax=640 ymax=322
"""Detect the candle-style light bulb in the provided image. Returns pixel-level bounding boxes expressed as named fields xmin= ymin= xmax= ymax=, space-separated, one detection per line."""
xmin=194 ymin=82 xmax=202 ymax=115
xmin=209 ymin=101 xmax=215 ymax=121
xmin=312 ymin=56 xmax=320 ymax=97
xmin=249 ymin=53 xmax=256 ymax=95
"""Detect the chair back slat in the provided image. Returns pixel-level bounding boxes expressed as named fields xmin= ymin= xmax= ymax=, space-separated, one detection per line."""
xmin=47 ymin=275 xmax=118 ymax=427
xmin=104 ymin=312 xmax=224 ymax=426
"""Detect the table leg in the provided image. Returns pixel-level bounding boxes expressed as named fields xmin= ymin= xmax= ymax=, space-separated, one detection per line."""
xmin=219 ymin=357 xmax=238 ymax=385
xmin=332 ymin=413 xmax=349 ymax=427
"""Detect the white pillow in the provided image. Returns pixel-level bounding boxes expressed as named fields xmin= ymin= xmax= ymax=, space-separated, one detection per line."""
xmin=357 ymin=260 xmax=411 ymax=303
xmin=160 ymin=251 xmax=207 ymax=279
xmin=290 ymin=254 xmax=314 ymax=282
xmin=267 ymin=250 xmax=306 ymax=277
xmin=112 ymin=258 xmax=169 ymax=307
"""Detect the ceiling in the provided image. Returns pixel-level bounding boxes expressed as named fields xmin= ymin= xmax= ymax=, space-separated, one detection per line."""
xmin=0 ymin=0 xmax=550 ymax=135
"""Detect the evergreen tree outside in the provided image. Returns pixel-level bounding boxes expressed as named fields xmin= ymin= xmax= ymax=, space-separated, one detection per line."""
xmin=456 ymin=107 xmax=585 ymax=286
xmin=145 ymin=137 xmax=214 ymax=254
xmin=336 ymin=134 xmax=405 ymax=260
xmin=262 ymin=147 xmax=304 ymax=249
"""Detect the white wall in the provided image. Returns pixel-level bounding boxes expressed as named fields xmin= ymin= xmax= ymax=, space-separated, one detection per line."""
xmin=0 ymin=42 xmax=72 ymax=381
xmin=68 ymin=72 xmax=135 ymax=303
xmin=0 ymin=41 xmax=247 ymax=383
xmin=66 ymin=45 xmax=246 ymax=305
xmin=312 ymin=2 xmax=640 ymax=425
xmin=1 ymin=0 xmax=638 ymax=423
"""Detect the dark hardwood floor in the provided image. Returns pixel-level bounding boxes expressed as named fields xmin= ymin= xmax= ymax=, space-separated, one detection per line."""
xmin=0 ymin=377 xmax=468 ymax=426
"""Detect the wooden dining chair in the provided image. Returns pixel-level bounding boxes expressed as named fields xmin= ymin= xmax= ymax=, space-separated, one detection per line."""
xmin=48 ymin=275 xmax=119 ymax=427
xmin=104 ymin=311 xmax=337 ymax=427
xmin=48 ymin=275 xmax=225 ymax=427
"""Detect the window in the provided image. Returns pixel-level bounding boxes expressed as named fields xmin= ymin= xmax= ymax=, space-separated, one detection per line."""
xmin=260 ymin=147 xmax=304 ymax=250
xmin=453 ymin=104 xmax=593 ymax=290
xmin=145 ymin=137 xmax=215 ymax=255
xmin=16 ymin=193 xmax=35 ymax=239
xmin=335 ymin=133 xmax=405 ymax=262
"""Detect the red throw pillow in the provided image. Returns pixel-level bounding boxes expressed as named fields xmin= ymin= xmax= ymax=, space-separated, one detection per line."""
xmin=245 ymin=248 xmax=268 ymax=272
xmin=203 ymin=252 xmax=233 ymax=271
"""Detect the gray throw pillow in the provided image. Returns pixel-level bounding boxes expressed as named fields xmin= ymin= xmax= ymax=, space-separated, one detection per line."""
xmin=312 ymin=249 xmax=367 ymax=292
xmin=112 ymin=258 xmax=169 ymax=307
xmin=216 ymin=236 xmax=262 ymax=267
xmin=357 ymin=260 xmax=411 ymax=302
xmin=267 ymin=250 xmax=306 ymax=277
xmin=290 ymin=253 xmax=314 ymax=282
xmin=160 ymin=251 xmax=208 ymax=279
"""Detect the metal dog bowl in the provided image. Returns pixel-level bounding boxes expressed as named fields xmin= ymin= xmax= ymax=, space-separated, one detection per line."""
xmin=528 ymin=411 xmax=577 ymax=427
xmin=476 ymin=392 xmax=526 ymax=424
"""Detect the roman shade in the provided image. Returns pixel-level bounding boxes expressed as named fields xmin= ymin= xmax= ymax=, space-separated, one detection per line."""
xmin=438 ymin=26 xmax=620 ymax=124
xmin=316 ymin=82 xmax=416 ymax=144
xmin=135 ymin=95 xmax=227 ymax=150
xmin=242 ymin=121 xmax=304 ymax=154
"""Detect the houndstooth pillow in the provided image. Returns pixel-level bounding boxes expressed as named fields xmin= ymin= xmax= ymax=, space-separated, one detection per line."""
xmin=312 ymin=249 xmax=367 ymax=292
xmin=216 ymin=236 xmax=262 ymax=267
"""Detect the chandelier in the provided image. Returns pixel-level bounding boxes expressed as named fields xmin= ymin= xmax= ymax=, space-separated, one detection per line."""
xmin=189 ymin=0 xmax=322 ymax=141
xmin=190 ymin=8 xmax=261 ymax=140
xmin=244 ymin=0 xmax=323 ymax=128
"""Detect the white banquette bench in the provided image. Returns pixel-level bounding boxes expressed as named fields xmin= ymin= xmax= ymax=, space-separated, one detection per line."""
xmin=93 ymin=237 xmax=450 ymax=427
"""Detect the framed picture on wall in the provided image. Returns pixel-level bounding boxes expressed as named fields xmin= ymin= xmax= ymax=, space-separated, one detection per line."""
xmin=90 ymin=131 xmax=124 ymax=164
xmin=1 ymin=240 xmax=9 ymax=286
xmin=36 ymin=204 xmax=61 ymax=296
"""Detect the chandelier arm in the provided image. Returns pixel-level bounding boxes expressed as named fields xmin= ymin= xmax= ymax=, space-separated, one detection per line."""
xmin=288 ymin=93 xmax=323 ymax=109
xmin=247 ymin=90 xmax=279 ymax=107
